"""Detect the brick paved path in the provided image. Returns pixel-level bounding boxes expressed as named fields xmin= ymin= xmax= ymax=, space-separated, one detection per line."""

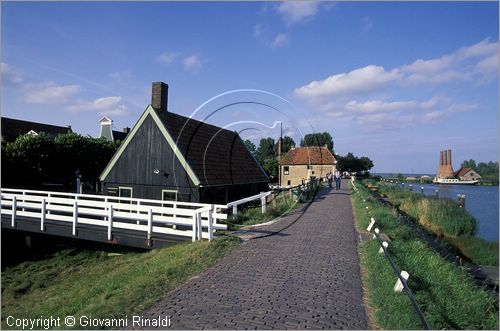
xmin=134 ymin=182 xmax=368 ymax=329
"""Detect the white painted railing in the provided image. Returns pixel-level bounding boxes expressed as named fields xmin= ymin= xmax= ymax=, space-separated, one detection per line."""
xmin=226 ymin=191 xmax=272 ymax=215
xmin=1 ymin=188 xmax=227 ymax=242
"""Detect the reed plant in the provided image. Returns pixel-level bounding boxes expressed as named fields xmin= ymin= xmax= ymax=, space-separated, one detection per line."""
xmin=376 ymin=183 xmax=497 ymax=266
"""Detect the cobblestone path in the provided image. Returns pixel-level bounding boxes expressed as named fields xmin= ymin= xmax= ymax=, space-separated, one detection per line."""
xmin=134 ymin=182 xmax=368 ymax=329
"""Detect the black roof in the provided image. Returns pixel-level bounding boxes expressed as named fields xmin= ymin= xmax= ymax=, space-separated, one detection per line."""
xmin=112 ymin=130 xmax=128 ymax=142
xmin=1 ymin=117 xmax=72 ymax=142
xmin=154 ymin=108 xmax=268 ymax=186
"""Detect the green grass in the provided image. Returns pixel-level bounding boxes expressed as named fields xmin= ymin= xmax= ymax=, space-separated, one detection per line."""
xmin=225 ymin=189 xmax=312 ymax=230
xmin=1 ymin=237 xmax=239 ymax=329
xmin=376 ymin=182 xmax=498 ymax=266
xmin=351 ymin=181 xmax=498 ymax=330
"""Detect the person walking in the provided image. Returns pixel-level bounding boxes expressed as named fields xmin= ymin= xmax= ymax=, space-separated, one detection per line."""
xmin=327 ymin=172 xmax=333 ymax=188
xmin=334 ymin=170 xmax=341 ymax=190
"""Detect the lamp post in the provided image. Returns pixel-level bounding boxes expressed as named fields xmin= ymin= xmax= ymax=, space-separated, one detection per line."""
xmin=75 ymin=170 xmax=82 ymax=194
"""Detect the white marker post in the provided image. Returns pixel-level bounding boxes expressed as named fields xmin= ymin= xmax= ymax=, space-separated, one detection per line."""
xmin=394 ymin=271 xmax=410 ymax=292
xmin=367 ymin=217 xmax=376 ymax=232
xmin=378 ymin=241 xmax=389 ymax=254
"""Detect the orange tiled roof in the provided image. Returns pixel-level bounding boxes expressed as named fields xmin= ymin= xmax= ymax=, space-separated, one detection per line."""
xmin=280 ymin=146 xmax=336 ymax=165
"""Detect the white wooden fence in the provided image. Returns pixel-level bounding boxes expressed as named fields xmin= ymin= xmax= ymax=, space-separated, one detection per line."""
xmin=0 ymin=188 xmax=227 ymax=242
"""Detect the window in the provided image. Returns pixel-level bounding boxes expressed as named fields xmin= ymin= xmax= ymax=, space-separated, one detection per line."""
xmin=162 ymin=189 xmax=178 ymax=202
xmin=118 ymin=187 xmax=133 ymax=198
xmin=307 ymin=165 xmax=312 ymax=169
xmin=284 ymin=166 xmax=289 ymax=175
xmin=107 ymin=187 xmax=118 ymax=196
xmin=287 ymin=180 xmax=291 ymax=185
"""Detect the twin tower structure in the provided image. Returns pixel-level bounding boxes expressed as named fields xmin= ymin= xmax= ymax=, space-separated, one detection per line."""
xmin=436 ymin=149 xmax=454 ymax=179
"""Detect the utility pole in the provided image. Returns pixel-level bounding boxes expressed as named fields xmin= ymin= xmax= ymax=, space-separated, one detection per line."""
xmin=277 ymin=121 xmax=282 ymax=187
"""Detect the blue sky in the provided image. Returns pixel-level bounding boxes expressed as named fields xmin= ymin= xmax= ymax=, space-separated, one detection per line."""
xmin=2 ymin=1 xmax=498 ymax=173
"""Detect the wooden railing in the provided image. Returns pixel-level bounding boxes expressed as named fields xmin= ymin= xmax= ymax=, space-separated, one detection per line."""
xmin=1 ymin=188 xmax=227 ymax=242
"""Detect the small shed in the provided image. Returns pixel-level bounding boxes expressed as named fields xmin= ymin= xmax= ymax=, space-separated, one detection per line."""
xmin=280 ymin=146 xmax=337 ymax=186
xmin=99 ymin=82 xmax=269 ymax=204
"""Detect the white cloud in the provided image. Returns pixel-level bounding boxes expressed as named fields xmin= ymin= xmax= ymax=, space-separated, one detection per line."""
xmin=355 ymin=113 xmax=416 ymax=132
xmin=361 ymin=17 xmax=374 ymax=33
xmin=24 ymin=82 xmax=80 ymax=104
xmin=183 ymin=55 xmax=202 ymax=73
xmin=345 ymin=100 xmax=418 ymax=113
xmin=422 ymin=111 xmax=447 ymax=123
xmin=66 ymin=96 xmax=129 ymax=116
xmin=156 ymin=51 xmax=178 ymax=65
xmin=294 ymin=65 xmax=401 ymax=99
xmin=270 ymin=33 xmax=289 ymax=48
xmin=277 ymin=1 xmax=320 ymax=25
xmin=1 ymin=62 xmax=24 ymax=86
xmin=475 ymin=54 xmax=498 ymax=75
xmin=107 ymin=71 xmax=131 ymax=83
xmin=253 ymin=23 xmax=264 ymax=37
xmin=294 ymin=39 xmax=498 ymax=106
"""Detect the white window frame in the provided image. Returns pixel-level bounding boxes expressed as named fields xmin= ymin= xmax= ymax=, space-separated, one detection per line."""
xmin=161 ymin=189 xmax=178 ymax=202
xmin=118 ymin=186 xmax=133 ymax=198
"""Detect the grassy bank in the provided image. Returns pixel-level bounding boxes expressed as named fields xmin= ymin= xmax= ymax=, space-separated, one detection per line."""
xmin=351 ymin=181 xmax=498 ymax=329
xmin=375 ymin=182 xmax=498 ymax=266
xmin=1 ymin=237 xmax=239 ymax=329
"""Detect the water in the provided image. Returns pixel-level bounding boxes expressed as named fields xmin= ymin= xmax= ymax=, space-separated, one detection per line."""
xmin=396 ymin=182 xmax=499 ymax=242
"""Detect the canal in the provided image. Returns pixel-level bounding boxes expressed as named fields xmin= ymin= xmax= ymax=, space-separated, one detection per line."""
xmin=404 ymin=183 xmax=498 ymax=242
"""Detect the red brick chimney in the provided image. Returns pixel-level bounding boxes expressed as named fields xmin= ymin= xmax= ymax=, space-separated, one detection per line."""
xmin=151 ymin=82 xmax=168 ymax=112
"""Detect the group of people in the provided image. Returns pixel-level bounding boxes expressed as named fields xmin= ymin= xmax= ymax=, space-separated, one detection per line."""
xmin=327 ymin=170 xmax=342 ymax=190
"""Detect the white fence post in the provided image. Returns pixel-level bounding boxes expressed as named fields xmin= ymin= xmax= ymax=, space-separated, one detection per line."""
xmin=197 ymin=212 xmax=202 ymax=240
xmin=147 ymin=209 xmax=153 ymax=241
xmin=11 ymin=196 xmax=17 ymax=227
xmin=379 ymin=241 xmax=389 ymax=254
xmin=232 ymin=205 xmax=237 ymax=217
xmin=394 ymin=270 xmax=410 ymax=292
xmin=72 ymin=201 xmax=78 ymax=235
xmin=261 ymin=196 xmax=267 ymax=214
xmin=40 ymin=198 xmax=46 ymax=231
xmin=137 ymin=201 xmax=141 ymax=225
xmin=208 ymin=206 xmax=214 ymax=241
xmin=373 ymin=227 xmax=380 ymax=239
xmin=108 ymin=206 xmax=113 ymax=241
xmin=192 ymin=213 xmax=197 ymax=242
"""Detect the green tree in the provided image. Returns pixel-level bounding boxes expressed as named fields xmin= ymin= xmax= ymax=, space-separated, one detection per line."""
xmin=3 ymin=133 xmax=56 ymax=187
xmin=256 ymin=137 xmax=278 ymax=180
xmin=2 ymin=133 xmax=121 ymax=191
xmin=300 ymin=132 xmax=334 ymax=151
xmin=280 ymin=136 xmax=296 ymax=154
xmin=243 ymin=139 xmax=256 ymax=157
xmin=337 ymin=152 xmax=374 ymax=173
xmin=461 ymin=159 xmax=478 ymax=169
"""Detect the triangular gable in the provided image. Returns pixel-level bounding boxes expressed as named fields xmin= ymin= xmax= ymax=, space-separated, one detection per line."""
xmin=99 ymin=105 xmax=200 ymax=186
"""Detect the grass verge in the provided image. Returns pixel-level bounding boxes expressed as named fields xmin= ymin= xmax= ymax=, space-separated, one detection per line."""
xmin=1 ymin=237 xmax=239 ymax=329
xmin=351 ymin=181 xmax=498 ymax=329
xmin=375 ymin=182 xmax=498 ymax=266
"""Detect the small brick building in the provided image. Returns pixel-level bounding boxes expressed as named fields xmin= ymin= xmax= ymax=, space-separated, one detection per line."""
xmin=280 ymin=146 xmax=337 ymax=187
xmin=454 ymin=167 xmax=482 ymax=181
